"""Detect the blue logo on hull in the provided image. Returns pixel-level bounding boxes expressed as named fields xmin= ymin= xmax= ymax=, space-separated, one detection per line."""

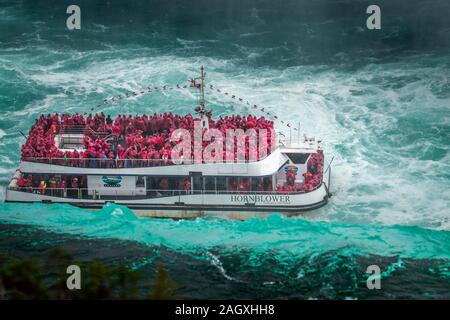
xmin=102 ymin=176 xmax=122 ymax=187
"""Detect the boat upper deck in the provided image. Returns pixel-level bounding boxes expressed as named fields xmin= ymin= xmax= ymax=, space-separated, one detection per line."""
xmin=21 ymin=113 xmax=279 ymax=167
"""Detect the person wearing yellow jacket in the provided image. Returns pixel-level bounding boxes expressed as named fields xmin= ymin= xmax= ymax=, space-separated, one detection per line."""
xmin=39 ymin=180 xmax=47 ymax=195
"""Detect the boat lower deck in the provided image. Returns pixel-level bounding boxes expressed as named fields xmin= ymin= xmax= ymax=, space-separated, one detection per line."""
xmin=5 ymin=185 xmax=329 ymax=218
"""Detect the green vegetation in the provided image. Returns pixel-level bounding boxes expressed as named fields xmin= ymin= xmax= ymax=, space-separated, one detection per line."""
xmin=0 ymin=246 xmax=180 ymax=300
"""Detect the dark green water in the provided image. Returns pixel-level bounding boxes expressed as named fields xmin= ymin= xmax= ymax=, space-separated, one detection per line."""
xmin=0 ymin=0 xmax=449 ymax=299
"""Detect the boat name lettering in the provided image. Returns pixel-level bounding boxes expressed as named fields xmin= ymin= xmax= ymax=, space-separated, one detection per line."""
xmin=230 ymin=194 xmax=291 ymax=204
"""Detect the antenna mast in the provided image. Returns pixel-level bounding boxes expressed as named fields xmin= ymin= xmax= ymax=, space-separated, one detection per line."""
xmin=200 ymin=66 xmax=205 ymax=109
xmin=194 ymin=66 xmax=212 ymax=118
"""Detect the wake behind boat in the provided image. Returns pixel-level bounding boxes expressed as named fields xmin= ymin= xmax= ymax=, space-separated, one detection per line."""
xmin=5 ymin=68 xmax=332 ymax=218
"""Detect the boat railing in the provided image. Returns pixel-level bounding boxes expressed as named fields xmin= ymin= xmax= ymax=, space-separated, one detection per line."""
xmin=59 ymin=125 xmax=88 ymax=135
xmin=8 ymin=186 xmax=320 ymax=200
xmin=21 ymin=157 xmax=262 ymax=168
xmin=58 ymin=125 xmax=113 ymax=140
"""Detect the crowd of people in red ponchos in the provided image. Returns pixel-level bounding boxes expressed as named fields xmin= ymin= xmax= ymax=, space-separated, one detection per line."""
xmin=21 ymin=112 xmax=275 ymax=167
xmin=276 ymin=150 xmax=324 ymax=192
xmin=16 ymin=174 xmax=86 ymax=197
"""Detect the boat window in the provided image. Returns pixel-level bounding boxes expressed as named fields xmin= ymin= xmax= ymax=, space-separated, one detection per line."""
xmin=147 ymin=177 xmax=158 ymax=190
xmin=204 ymin=176 xmax=215 ymax=192
xmin=168 ymin=177 xmax=178 ymax=190
xmin=251 ymin=178 xmax=258 ymax=191
xmin=192 ymin=175 xmax=202 ymax=194
xmin=228 ymin=177 xmax=238 ymax=191
xmin=285 ymin=153 xmax=310 ymax=164
xmin=136 ymin=176 xmax=145 ymax=188
xmin=216 ymin=177 xmax=226 ymax=191
xmin=146 ymin=177 xmax=153 ymax=189
xmin=263 ymin=176 xmax=273 ymax=191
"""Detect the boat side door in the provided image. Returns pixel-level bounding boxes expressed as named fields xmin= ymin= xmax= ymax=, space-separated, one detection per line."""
xmin=189 ymin=171 xmax=203 ymax=195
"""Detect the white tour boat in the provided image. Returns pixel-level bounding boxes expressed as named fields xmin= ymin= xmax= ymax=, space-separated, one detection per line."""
xmin=5 ymin=68 xmax=332 ymax=218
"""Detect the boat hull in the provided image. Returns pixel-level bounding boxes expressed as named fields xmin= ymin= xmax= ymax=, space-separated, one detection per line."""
xmin=5 ymin=184 xmax=329 ymax=219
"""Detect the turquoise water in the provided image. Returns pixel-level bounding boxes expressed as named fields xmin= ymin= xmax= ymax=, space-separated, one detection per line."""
xmin=0 ymin=0 xmax=449 ymax=298
xmin=1 ymin=202 xmax=450 ymax=261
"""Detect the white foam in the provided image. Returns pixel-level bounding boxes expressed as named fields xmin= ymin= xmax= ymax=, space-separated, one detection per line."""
xmin=206 ymin=252 xmax=241 ymax=282
xmin=200 ymin=59 xmax=449 ymax=230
